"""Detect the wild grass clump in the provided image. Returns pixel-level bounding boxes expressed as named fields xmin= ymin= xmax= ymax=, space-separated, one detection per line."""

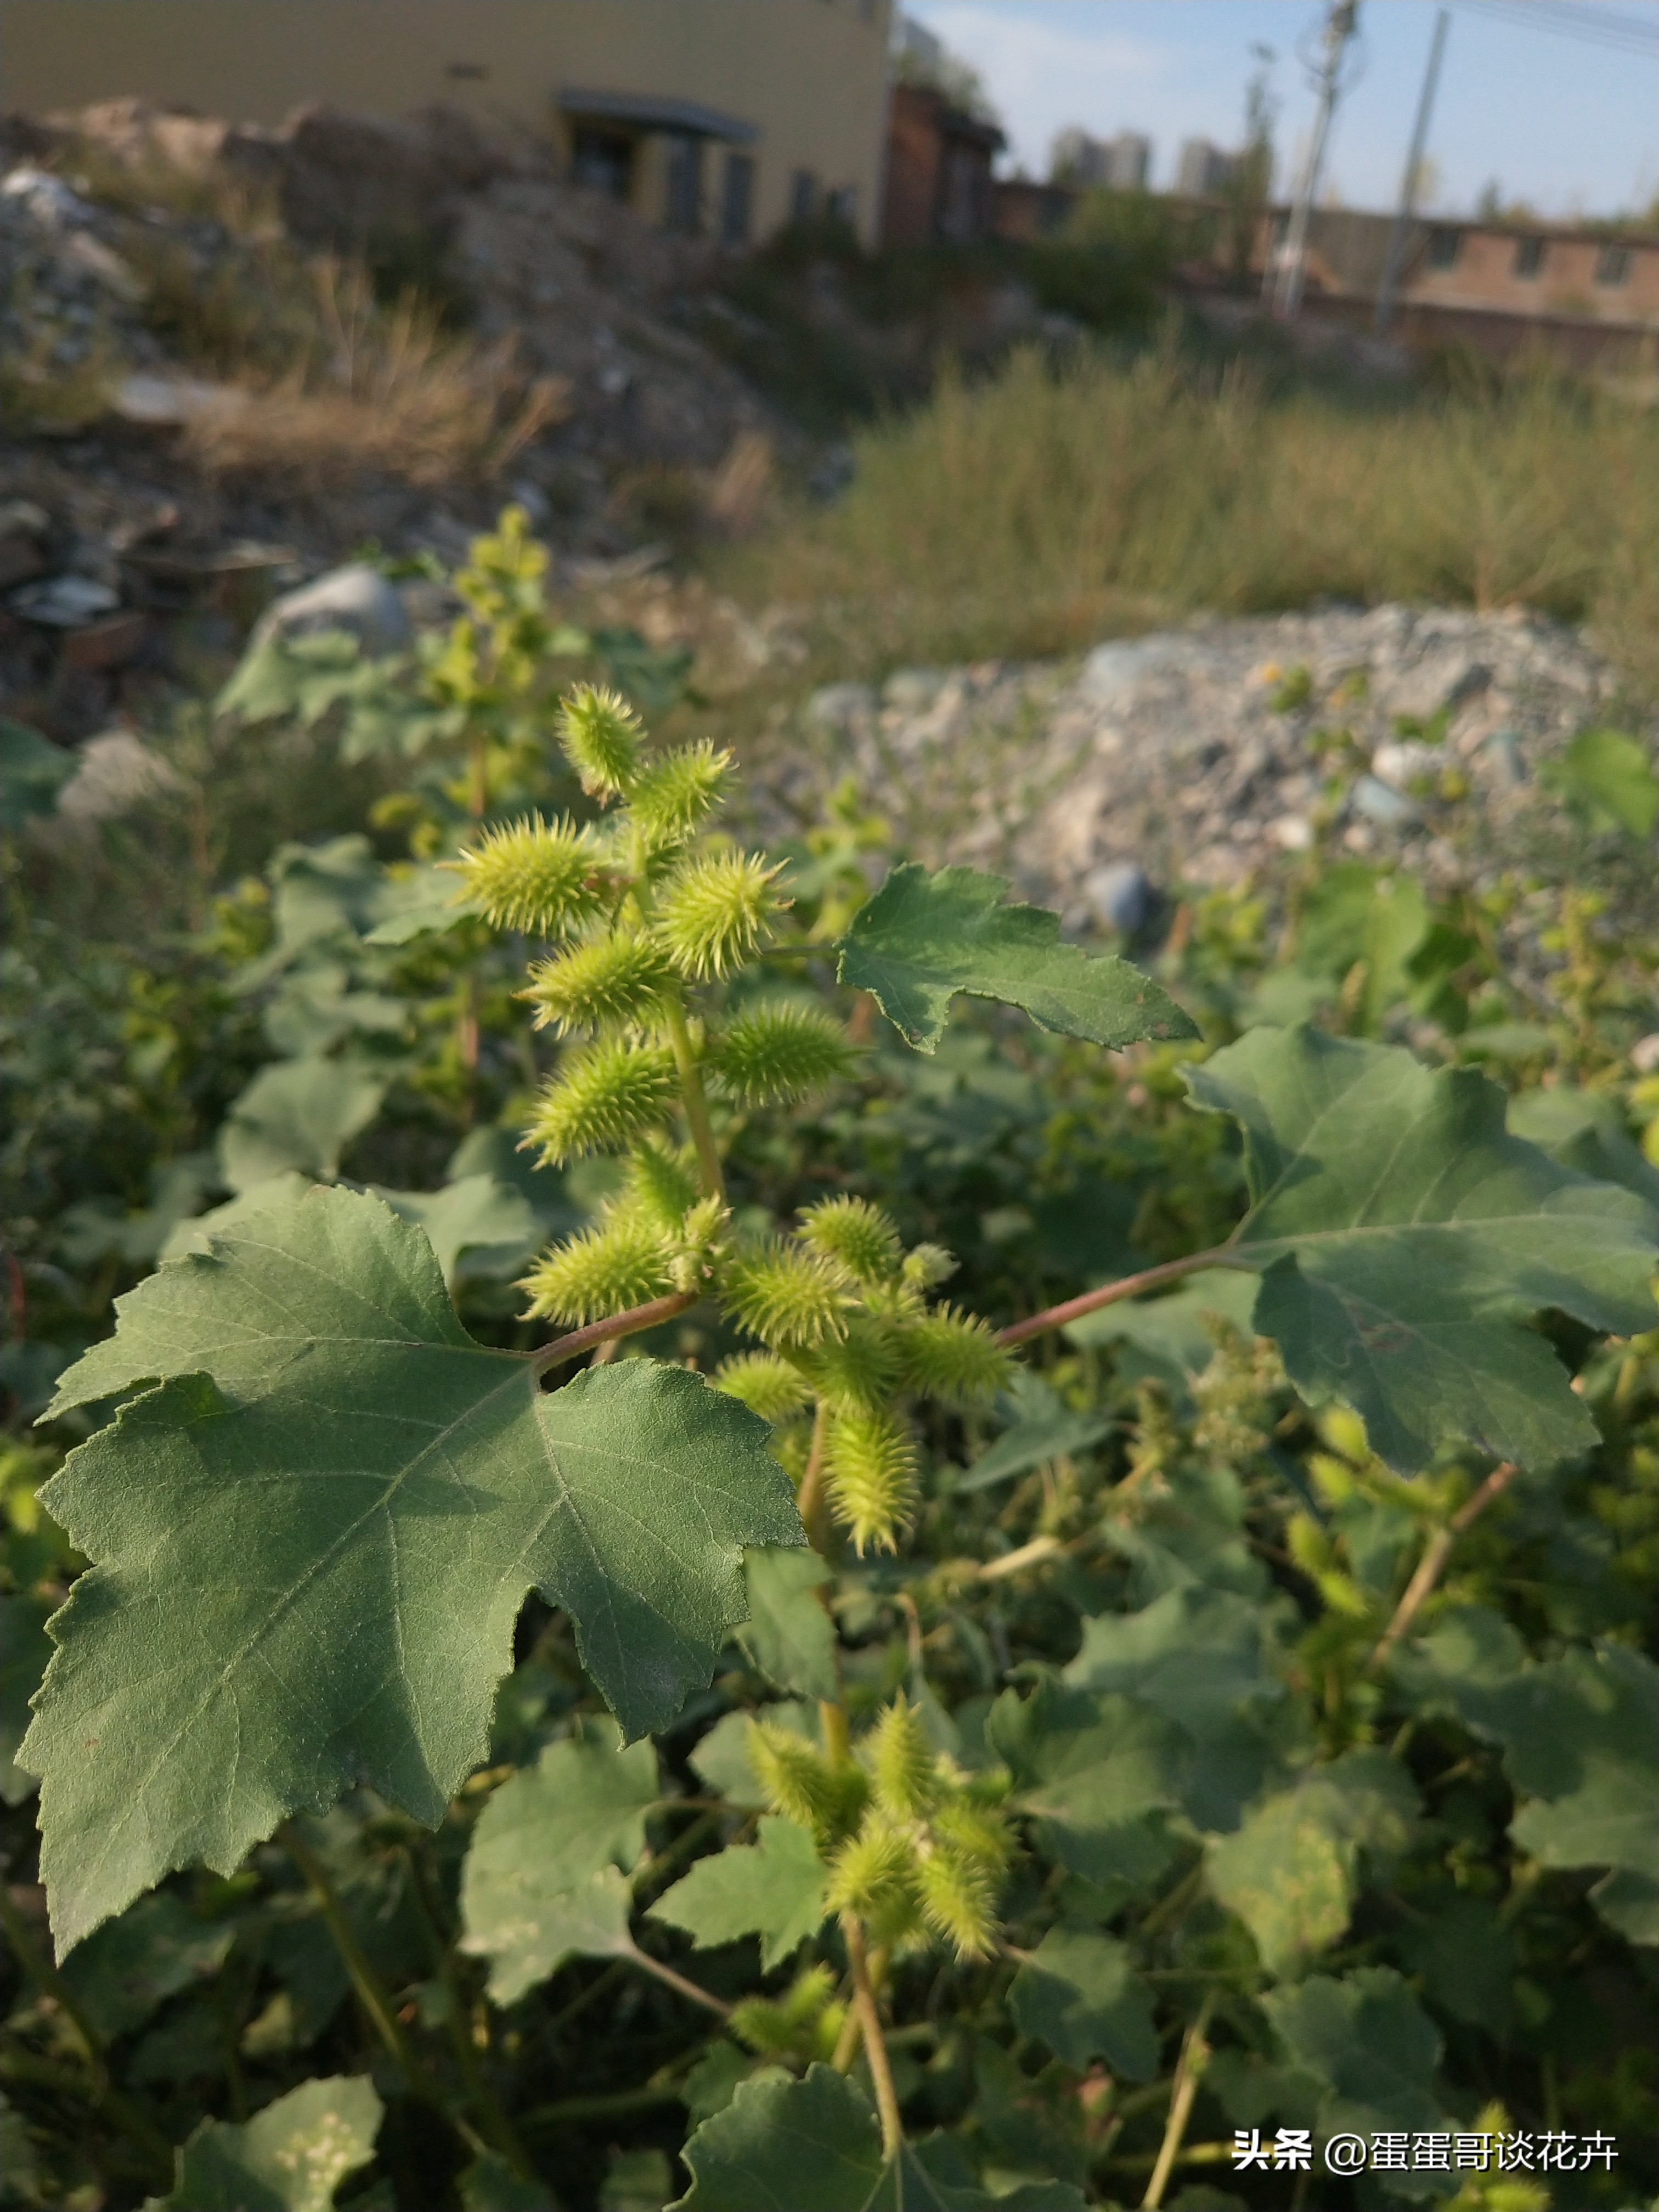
xmin=731 ymin=341 xmax=1657 ymax=687
xmin=177 ymin=264 xmax=567 ymax=486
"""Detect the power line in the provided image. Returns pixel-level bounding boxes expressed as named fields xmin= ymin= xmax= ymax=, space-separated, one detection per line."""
xmin=1449 ymin=0 xmax=1658 ymax=55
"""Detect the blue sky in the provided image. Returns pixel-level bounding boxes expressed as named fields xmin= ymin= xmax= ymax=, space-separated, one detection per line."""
xmin=902 ymin=1 xmax=1659 ymax=218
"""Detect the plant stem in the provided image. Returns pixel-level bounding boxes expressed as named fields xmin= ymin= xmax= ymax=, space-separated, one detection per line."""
xmin=977 ymin=1533 xmax=1065 ymax=1581
xmin=843 ymin=1914 xmax=902 ymax=2160
xmin=0 ymin=1881 xmax=173 ymax=2175
xmin=1365 ymin=1462 xmax=1517 ymax=1676
xmin=531 ymin=1289 xmax=698 ymax=1376
xmin=519 ymin=2081 xmax=684 ymax=2131
xmin=400 ymin=1848 xmax=538 ymax=2183
xmin=626 ymin=1942 xmax=731 ymax=2018
xmin=280 ymin=1825 xmax=424 ymax=2084
xmin=662 ymin=993 xmax=725 ymax=1201
xmin=1141 ymin=1989 xmax=1218 ymax=2211
xmin=996 ymin=1247 xmax=1242 ymax=1349
xmin=796 ymin=1398 xmax=832 ymax=1551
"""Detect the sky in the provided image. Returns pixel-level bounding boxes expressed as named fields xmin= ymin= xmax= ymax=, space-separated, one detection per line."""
xmin=902 ymin=0 xmax=1659 ymax=219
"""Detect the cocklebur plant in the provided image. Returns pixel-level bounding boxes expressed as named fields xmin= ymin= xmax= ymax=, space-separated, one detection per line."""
xmin=14 ymin=670 xmax=1658 ymax=2207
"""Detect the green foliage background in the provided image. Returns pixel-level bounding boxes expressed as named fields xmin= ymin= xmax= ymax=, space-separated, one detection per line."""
xmin=1 ymin=510 xmax=1656 ymax=2212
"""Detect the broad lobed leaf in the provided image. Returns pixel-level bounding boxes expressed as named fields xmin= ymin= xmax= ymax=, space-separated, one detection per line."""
xmin=25 ymin=1187 xmax=800 ymax=1954
xmin=1188 ymin=1024 xmax=1658 ymax=1471
xmin=834 ymin=863 xmax=1197 ymax=1054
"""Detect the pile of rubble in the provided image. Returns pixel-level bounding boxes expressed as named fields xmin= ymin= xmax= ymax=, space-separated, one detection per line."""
xmin=796 ymin=603 xmax=1630 ymax=921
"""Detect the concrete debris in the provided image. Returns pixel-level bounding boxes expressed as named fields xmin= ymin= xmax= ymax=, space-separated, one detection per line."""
xmin=54 ymin=729 xmax=185 ymax=821
xmin=8 ymin=575 xmax=122 ymax=626
xmin=251 ymin=563 xmax=413 ymax=657
xmin=779 ymin=604 xmax=1635 ymax=920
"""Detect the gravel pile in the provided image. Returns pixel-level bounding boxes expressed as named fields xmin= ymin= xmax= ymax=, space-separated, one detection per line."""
xmin=797 ymin=603 xmax=1635 ymax=923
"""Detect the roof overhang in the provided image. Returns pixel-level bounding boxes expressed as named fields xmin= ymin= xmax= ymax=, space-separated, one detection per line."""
xmin=557 ymin=89 xmax=760 ymax=144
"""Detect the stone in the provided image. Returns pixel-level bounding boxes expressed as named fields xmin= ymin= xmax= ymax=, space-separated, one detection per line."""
xmin=1078 ymin=635 xmax=1189 ymax=709
xmin=805 ymin=681 xmax=876 ymax=733
xmin=251 ymin=563 xmax=412 ymax=657
xmin=1268 ymin=814 xmax=1314 ymax=853
xmin=882 ymin=667 xmax=947 ymax=714
xmin=1080 ymin=860 xmax=1153 ymax=934
xmin=1350 ymin=774 xmax=1418 ymax=828
xmin=1370 ymin=738 xmax=1446 ymax=791
xmin=113 ymin=374 xmax=250 ymax=427
xmin=55 ymin=731 xmax=184 ymax=822
xmin=1386 ymin=651 xmax=1491 ymax=724
xmin=7 ymin=575 xmax=121 ymax=627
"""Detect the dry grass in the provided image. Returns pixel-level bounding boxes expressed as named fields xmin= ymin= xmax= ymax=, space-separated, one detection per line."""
xmin=176 ymin=263 xmax=566 ymax=486
xmin=728 ymin=340 xmax=1657 ymax=690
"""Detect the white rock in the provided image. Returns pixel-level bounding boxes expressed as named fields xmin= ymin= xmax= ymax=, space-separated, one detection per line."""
xmin=1268 ymin=814 xmax=1314 ymax=852
xmin=1078 ymin=635 xmax=1189 ymax=709
xmin=114 ymin=374 xmax=250 ymax=427
xmin=1371 ymin=738 xmax=1446 ymax=790
xmin=251 ymin=563 xmax=413 ymax=657
xmin=805 ymin=681 xmax=876 ymax=733
xmin=8 ymin=574 xmax=120 ymax=626
xmin=57 ymin=732 xmax=184 ymax=822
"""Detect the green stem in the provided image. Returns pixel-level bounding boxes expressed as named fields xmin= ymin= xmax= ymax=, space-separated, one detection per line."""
xmin=400 ymin=1848 xmax=539 ymax=2183
xmin=0 ymin=1881 xmax=173 ymax=2175
xmin=519 ymin=2083 xmax=684 ymax=2131
xmin=1141 ymin=1989 xmax=1218 ymax=2211
xmin=844 ymin=1914 xmax=903 ymax=2160
xmin=626 ymin=1941 xmax=731 ymax=2018
xmin=281 ymin=1825 xmax=424 ymax=2085
xmin=1364 ymin=1461 xmax=1517 ymax=1677
xmin=662 ymin=992 xmax=725 ymax=1202
xmin=795 ymin=1398 xmax=833 ymax=1553
xmin=531 ymin=1289 xmax=698 ymax=1376
xmin=996 ymin=1246 xmax=1243 ymax=1350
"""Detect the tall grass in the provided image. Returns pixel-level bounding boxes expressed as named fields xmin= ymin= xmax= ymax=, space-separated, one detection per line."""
xmin=731 ymin=342 xmax=1657 ymax=688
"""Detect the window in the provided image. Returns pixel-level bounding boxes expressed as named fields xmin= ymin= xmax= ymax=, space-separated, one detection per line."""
xmin=1426 ymin=226 xmax=1461 ymax=270
xmin=720 ymin=153 xmax=754 ymax=248
xmin=1594 ymin=243 xmax=1632 ymax=286
xmin=665 ymin=135 xmax=704 ymax=235
xmin=790 ymin=168 xmax=817 ymax=224
xmin=1512 ymin=235 xmax=1544 ymax=279
xmin=571 ymin=127 xmax=634 ymax=202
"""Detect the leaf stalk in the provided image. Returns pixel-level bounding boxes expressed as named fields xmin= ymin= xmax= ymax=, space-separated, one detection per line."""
xmin=995 ymin=1245 xmax=1243 ymax=1349
xmin=1141 ymin=1987 xmax=1218 ymax=2210
xmin=1365 ymin=1460 xmax=1518 ymax=1675
xmin=843 ymin=1912 xmax=903 ymax=2159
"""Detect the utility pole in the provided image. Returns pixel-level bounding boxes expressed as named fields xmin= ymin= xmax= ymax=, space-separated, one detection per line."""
xmin=1374 ymin=7 xmax=1451 ymax=336
xmin=1268 ymin=0 xmax=1360 ymax=318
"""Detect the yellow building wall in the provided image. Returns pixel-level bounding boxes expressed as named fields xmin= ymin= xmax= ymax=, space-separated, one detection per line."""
xmin=0 ymin=0 xmax=894 ymax=244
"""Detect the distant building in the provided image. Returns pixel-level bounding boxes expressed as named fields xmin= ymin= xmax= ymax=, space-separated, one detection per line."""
xmin=1051 ymin=127 xmax=1150 ymax=192
xmin=881 ymin=81 xmax=1005 ymax=246
xmin=991 ymin=177 xmax=1077 ymax=242
xmin=1176 ymin=138 xmax=1236 ymax=199
xmin=0 ymin=0 xmax=894 ymax=247
xmin=1244 ymin=204 xmax=1658 ymax=369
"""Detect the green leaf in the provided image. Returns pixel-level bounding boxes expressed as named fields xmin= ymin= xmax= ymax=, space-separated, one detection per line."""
xmin=374 ymin=1175 xmax=543 ymax=1287
xmin=1395 ymin=1894 xmax=1514 ymax=2031
xmin=1063 ymin=1584 xmax=1286 ymax=1736
xmin=1008 ymin=1925 xmax=1158 ymax=2079
xmin=955 ymin=1371 xmax=1113 ymax=1494
xmin=1389 ymin=1623 xmax=1659 ymax=1903
xmin=61 ymin=1891 xmax=233 ymax=2041
xmin=1206 ymin=1751 xmax=1418 ymax=1977
xmin=458 ymin=1725 xmax=657 ymax=2002
xmin=1262 ymin=1970 xmax=1448 ymax=2199
xmin=988 ymin=1683 xmax=1184 ymax=1885
xmin=672 ymin=2064 xmax=1086 ymax=2211
xmin=650 ymin=1816 xmax=827 ymax=1971
xmin=460 ymin=2151 xmax=551 ymax=2211
xmin=362 ymin=864 xmax=482 ymax=945
xmin=1293 ymin=864 xmax=1430 ymax=1032
xmin=834 ymin=864 xmax=1197 ymax=1054
xmin=28 ymin=1187 xmax=800 ymax=1954
xmin=1508 ymin=1087 xmax=1659 ymax=1208
xmin=0 ymin=1593 xmax=53 ymax=1805
xmin=218 ymin=1058 xmax=388 ymax=1192
xmin=738 ymin=1547 xmax=840 ymax=1700
xmin=1187 ymin=1025 xmax=1657 ymax=1472
xmin=146 ymin=2074 xmax=382 ymax=2212
xmin=0 ymin=719 xmax=74 ymax=831
xmin=1541 ymin=726 xmax=1658 ymax=839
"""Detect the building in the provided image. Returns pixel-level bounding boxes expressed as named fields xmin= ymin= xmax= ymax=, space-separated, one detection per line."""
xmin=1248 ymin=204 xmax=1659 ymax=370
xmin=881 ymin=81 xmax=1005 ymax=247
xmin=0 ymin=0 xmax=894 ymax=247
xmin=1051 ymin=128 xmax=1150 ymax=193
xmin=991 ymin=178 xmax=1077 ymax=243
xmin=1176 ymin=138 xmax=1236 ymax=199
